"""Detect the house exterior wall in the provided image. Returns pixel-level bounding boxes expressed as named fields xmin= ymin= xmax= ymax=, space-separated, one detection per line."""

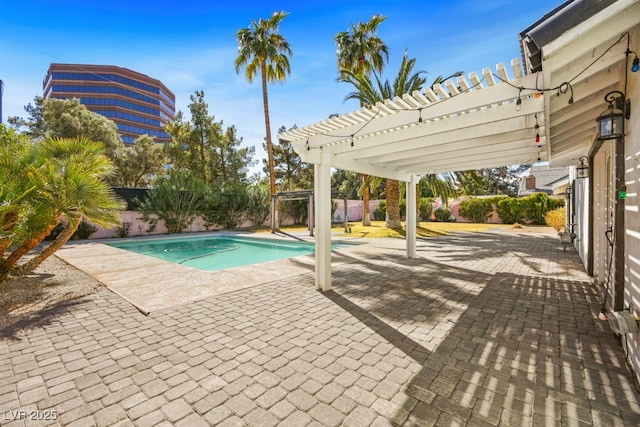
xmin=574 ymin=24 xmax=640 ymax=386
xmin=622 ymin=34 xmax=640 ymax=381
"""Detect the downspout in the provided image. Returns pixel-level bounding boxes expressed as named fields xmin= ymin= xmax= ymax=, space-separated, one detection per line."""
xmin=586 ymin=139 xmax=602 ymax=277
xmin=613 ymin=133 xmax=625 ymax=311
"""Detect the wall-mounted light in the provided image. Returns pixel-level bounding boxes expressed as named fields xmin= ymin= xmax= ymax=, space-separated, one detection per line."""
xmin=576 ymin=156 xmax=589 ymax=179
xmin=628 ymin=49 xmax=639 ymax=73
xmin=566 ymin=184 xmax=573 ymax=196
xmin=596 ymin=91 xmax=626 ymax=140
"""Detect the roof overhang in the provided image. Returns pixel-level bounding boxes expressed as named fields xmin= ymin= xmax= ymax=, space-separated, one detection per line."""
xmin=522 ymin=0 xmax=640 ymax=167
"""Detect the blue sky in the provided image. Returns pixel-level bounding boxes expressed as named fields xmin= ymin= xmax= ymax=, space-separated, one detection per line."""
xmin=1 ymin=0 xmax=563 ymax=172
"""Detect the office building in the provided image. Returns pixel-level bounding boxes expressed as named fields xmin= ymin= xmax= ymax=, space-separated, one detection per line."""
xmin=43 ymin=64 xmax=175 ymax=144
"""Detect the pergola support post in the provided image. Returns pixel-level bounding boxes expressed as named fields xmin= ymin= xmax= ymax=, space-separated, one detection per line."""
xmin=406 ymin=174 xmax=417 ymax=258
xmin=314 ymin=150 xmax=332 ymax=291
xmin=308 ymin=194 xmax=314 ymax=236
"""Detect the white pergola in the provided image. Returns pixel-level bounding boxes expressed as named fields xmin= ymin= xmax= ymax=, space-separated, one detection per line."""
xmin=279 ymin=60 xmax=546 ymax=291
xmin=278 ymin=0 xmax=640 ymax=292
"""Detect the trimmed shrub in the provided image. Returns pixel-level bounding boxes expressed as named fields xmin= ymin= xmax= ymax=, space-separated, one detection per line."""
xmin=495 ymin=197 xmax=526 ymax=224
xmin=545 ymin=207 xmax=567 ymax=231
xmin=458 ymin=198 xmax=493 ymax=223
xmin=522 ymin=192 xmax=564 ymax=225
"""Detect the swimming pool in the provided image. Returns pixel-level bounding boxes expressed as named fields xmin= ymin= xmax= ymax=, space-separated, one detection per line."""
xmin=108 ymin=235 xmax=347 ymax=271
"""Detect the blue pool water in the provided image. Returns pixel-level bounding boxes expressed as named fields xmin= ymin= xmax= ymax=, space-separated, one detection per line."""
xmin=108 ymin=235 xmax=347 ymax=271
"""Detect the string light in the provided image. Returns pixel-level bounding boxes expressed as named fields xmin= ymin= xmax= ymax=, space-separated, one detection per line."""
xmin=303 ymin=31 xmax=635 ymax=150
xmin=494 ymin=32 xmax=636 ymax=107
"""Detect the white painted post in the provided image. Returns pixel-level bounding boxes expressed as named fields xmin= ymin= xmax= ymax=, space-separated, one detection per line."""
xmin=308 ymin=194 xmax=314 ymax=237
xmin=407 ymin=174 xmax=417 ymax=258
xmin=314 ymin=150 xmax=332 ymax=291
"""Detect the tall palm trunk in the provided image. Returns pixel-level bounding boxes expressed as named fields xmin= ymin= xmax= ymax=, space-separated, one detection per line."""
xmin=362 ymin=175 xmax=371 ymax=226
xmin=356 ymin=56 xmax=372 ymax=227
xmin=385 ymin=179 xmax=401 ymax=229
xmin=15 ymin=215 xmax=82 ymax=276
xmin=261 ymin=62 xmax=279 ymax=232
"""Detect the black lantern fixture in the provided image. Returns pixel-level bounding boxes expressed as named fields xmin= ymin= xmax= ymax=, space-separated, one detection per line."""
xmin=576 ymin=156 xmax=589 ymax=179
xmin=596 ymin=91 xmax=626 ymax=140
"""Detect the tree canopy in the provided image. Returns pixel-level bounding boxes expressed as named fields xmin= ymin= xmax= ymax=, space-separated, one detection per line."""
xmin=164 ymin=90 xmax=255 ymax=187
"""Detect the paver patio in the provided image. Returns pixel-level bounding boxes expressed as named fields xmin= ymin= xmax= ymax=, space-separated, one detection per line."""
xmin=2 ymin=229 xmax=639 ymax=426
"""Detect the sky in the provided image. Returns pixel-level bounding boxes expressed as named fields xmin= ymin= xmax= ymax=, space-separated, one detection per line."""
xmin=0 ymin=0 xmax=564 ymax=174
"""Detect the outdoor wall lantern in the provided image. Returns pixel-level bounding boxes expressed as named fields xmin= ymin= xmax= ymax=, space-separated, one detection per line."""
xmin=566 ymin=184 xmax=573 ymax=196
xmin=576 ymin=156 xmax=589 ymax=179
xmin=596 ymin=90 xmax=627 ymax=140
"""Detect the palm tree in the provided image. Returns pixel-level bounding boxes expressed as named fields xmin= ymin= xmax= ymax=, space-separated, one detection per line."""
xmin=340 ymin=52 xmax=464 ymax=228
xmin=336 ymin=14 xmax=388 ymax=226
xmin=1 ymin=136 xmax=124 ymax=278
xmin=235 ymin=11 xmax=292 ymax=232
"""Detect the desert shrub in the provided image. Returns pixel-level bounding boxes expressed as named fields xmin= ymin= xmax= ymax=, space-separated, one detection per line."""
xmin=434 ymin=208 xmax=454 ymax=222
xmin=458 ymin=198 xmax=493 ymax=223
xmin=73 ymin=220 xmax=98 ymax=240
xmin=278 ymin=199 xmax=308 ymax=226
xmin=418 ymin=198 xmax=434 ymax=221
xmin=45 ymin=219 xmax=97 ymax=240
xmin=545 ymin=207 xmax=567 ymax=231
xmin=205 ymin=184 xmax=250 ymax=229
xmin=245 ymin=184 xmax=271 ymax=227
xmin=138 ymin=169 xmax=208 ymax=234
xmin=373 ymin=199 xmax=407 ymax=221
xmin=116 ymin=222 xmax=131 ymax=237
xmin=373 ymin=200 xmax=386 ymax=221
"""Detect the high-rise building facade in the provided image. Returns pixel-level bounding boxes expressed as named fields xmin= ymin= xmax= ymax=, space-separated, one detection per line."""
xmin=43 ymin=64 xmax=175 ymax=144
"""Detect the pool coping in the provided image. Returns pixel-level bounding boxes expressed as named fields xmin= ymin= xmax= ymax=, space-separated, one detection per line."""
xmin=55 ymin=230 xmax=391 ymax=314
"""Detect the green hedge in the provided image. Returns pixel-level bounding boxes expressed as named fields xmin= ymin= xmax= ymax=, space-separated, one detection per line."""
xmin=458 ymin=198 xmax=494 ymax=223
xmin=459 ymin=193 xmax=564 ymax=224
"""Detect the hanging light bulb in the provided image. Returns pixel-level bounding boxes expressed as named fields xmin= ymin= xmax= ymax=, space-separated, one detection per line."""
xmin=515 ymin=88 xmax=523 ymax=111
xmin=632 ymin=55 xmax=640 ymax=72
xmin=534 ymin=114 xmax=541 ymax=147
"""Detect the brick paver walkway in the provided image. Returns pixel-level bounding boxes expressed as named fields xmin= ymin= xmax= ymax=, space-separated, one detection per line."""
xmin=2 ymin=230 xmax=639 ymax=426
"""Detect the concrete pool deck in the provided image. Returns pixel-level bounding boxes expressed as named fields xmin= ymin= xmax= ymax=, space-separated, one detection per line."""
xmin=3 ymin=228 xmax=640 ymax=426
xmin=54 ymin=231 xmax=383 ymax=315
